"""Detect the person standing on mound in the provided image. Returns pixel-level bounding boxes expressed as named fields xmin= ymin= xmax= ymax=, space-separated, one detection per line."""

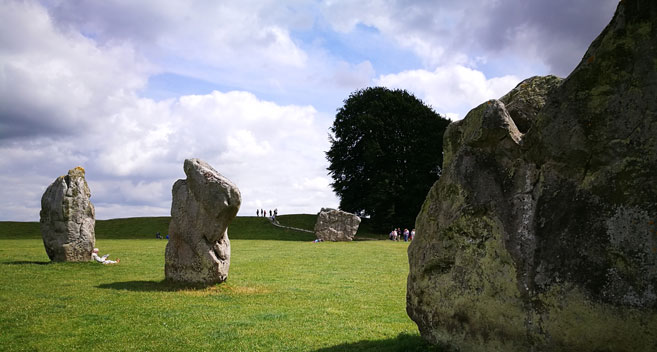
xmin=91 ymin=248 xmax=120 ymax=264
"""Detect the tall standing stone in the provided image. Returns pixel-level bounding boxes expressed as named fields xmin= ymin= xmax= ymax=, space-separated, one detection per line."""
xmin=165 ymin=158 xmax=241 ymax=285
xmin=314 ymin=208 xmax=361 ymax=241
xmin=407 ymin=1 xmax=657 ymax=350
xmin=40 ymin=166 xmax=95 ymax=262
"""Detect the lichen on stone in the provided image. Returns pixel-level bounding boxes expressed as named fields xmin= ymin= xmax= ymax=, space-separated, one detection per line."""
xmin=407 ymin=0 xmax=657 ymax=350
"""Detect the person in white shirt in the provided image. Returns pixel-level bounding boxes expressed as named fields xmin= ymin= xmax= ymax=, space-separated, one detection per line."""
xmin=389 ymin=229 xmax=398 ymax=241
xmin=91 ymin=248 xmax=119 ymax=264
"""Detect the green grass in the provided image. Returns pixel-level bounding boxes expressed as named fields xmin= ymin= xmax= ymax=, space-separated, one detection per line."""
xmin=0 ymin=216 xmax=436 ymax=351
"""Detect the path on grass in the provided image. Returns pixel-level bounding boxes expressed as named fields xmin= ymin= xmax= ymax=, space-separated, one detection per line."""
xmin=267 ymin=217 xmax=314 ymax=233
xmin=267 ymin=217 xmax=379 ymax=241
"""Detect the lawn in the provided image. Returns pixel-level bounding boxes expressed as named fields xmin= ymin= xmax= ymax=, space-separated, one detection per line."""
xmin=0 ymin=216 xmax=437 ymax=351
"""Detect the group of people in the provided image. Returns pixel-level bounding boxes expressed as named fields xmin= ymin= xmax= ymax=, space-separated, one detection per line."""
xmin=256 ymin=208 xmax=278 ymax=220
xmin=389 ymin=228 xmax=414 ymax=242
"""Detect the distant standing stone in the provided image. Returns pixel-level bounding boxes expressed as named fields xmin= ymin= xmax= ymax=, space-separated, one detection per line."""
xmin=165 ymin=158 xmax=241 ymax=284
xmin=40 ymin=166 xmax=95 ymax=262
xmin=314 ymin=208 xmax=360 ymax=241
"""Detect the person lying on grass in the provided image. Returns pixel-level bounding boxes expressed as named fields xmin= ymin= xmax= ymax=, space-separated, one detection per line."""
xmin=91 ymin=248 xmax=120 ymax=264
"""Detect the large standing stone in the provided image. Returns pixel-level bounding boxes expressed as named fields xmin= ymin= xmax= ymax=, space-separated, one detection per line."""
xmin=314 ymin=208 xmax=361 ymax=241
xmin=40 ymin=166 xmax=95 ymax=262
xmin=165 ymin=158 xmax=241 ymax=284
xmin=407 ymin=1 xmax=657 ymax=351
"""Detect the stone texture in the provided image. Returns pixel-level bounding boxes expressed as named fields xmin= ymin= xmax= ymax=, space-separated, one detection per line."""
xmin=407 ymin=1 xmax=657 ymax=351
xmin=40 ymin=166 xmax=95 ymax=262
xmin=165 ymin=158 xmax=241 ymax=285
xmin=314 ymin=208 xmax=361 ymax=241
xmin=499 ymin=75 xmax=562 ymax=133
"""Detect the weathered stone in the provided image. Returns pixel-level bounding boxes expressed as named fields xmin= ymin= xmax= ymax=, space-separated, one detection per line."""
xmin=314 ymin=208 xmax=361 ymax=241
xmin=165 ymin=158 xmax=241 ymax=285
xmin=407 ymin=1 xmax=657 ymax=351
xmin=40 ymin=166 xmax=95 ymax=262
xmin=499 ymin=75 xmax=562 ymax=133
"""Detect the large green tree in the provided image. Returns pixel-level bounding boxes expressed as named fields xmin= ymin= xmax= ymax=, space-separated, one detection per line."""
xmin=327 ymin=87 xmax=451 ymax=231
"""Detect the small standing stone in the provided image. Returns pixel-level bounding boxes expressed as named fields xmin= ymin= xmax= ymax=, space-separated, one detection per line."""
xmin=165 ymin=158 xmax=241 ymax=285
xmin=314 ymin=208 xmax=361 ymax=241
xmin=40 ymin=166 xmax=96 ymax=262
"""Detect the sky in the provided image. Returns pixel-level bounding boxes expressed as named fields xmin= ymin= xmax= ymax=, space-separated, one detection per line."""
xmin=0 ymin=0 xmax=619 ymax=221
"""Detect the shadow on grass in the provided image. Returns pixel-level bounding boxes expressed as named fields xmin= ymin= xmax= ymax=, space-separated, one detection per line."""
xmin=314 ymin=333 xmax=445 ymax=352
xmin=2 ymin=261 xmax=51 ymax=265
xmin=353 ymin=237 xmax=381 ymax=241
xmin=97 ymin=280 xmax=216 ymax=292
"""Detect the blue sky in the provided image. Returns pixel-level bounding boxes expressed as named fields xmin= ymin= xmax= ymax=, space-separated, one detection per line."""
xmin=0 ymin=0 xmax=618 ymax=221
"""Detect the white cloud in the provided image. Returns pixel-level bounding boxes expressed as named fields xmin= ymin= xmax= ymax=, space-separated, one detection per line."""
xmin=375 ymin=65 xmax=520 ymax=119
xmin=0 ymin=1 xmax=339 ymax=221
xmin=0 ymin=0 xmax=618 ymax=222
xmin=44 ymin=0 xmax=310 ymax=74
xmin=332 ymin=61 xmax=375 ymax=89
xmin=320 ymin=0 xmax=617 ymax=75
xmin=321 ymin=0 xmax=468 ymax=68
xmin=2 ymin=86 xmax=341 ymax=220
xmin=0 ymin=0 xmax=152 ymax=138
xmin=1 ymin=86 xmax=340 ymax=220
xmin=294 ymin=177 xmax=332 ymax=191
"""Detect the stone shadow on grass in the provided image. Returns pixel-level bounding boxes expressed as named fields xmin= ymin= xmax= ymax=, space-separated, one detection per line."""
xmin=2 ymin=261 xmax=51 ymax=265
xmin=97 ymin=280 xmax=216 ymax=292
xmin=313 ymin=333 xmax=445 ymax=352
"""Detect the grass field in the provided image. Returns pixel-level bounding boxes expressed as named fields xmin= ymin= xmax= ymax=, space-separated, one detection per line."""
xmin=0 ymin=215 xmax=438 ymax=351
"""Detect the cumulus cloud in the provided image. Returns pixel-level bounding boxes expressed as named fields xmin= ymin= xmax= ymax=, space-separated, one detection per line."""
xmin=0 ymin=84 xmax=341 ymax=220
xmin=321 ymin=0 xmax=461 ymax=68
xmin=321 ymin=0 xmax=618 ymax=76
xmin=0 ymin=0 xmax=151 ymax=139
xmin=0 ymin=0 xmax=620 ymax=221
xmin=331 ymin=61 xmax=376 ymax=88
xmin=37 ymin=0 xmax=389 ymax=115
xmin=462 ymin=0 xmax=619 ymax=76
xmin=375 ymin=65 xmax=520 ymax=119
xmin=0 ymin=1 xmax=339 ymax=221
xmin=0 ymin=89 xmax=340 ymax=220
xmin=43 ymin=0 xmax=310 ymax=79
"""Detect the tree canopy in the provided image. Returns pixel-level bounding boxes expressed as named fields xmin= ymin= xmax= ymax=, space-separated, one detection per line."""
xmin=327 ymin=87 xmax=451 ymax=231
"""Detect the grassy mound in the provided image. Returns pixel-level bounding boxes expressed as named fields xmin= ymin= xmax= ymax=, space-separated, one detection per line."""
xmin=0 ymin=214 xmax=382 ymax=240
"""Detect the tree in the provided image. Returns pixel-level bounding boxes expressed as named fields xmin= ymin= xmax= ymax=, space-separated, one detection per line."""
xmin=327 ymin=87 xmax=451 ymax=231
